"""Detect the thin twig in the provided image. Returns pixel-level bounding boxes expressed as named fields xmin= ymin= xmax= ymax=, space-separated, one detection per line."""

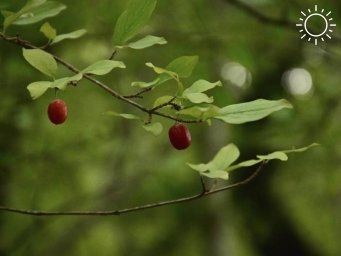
xmin=123 ymin=87 xmax=152 ymax=99
xmin=0 ymin=32 xmax=202 ymax=124
xmin=0 ymin=162 xmax=264 ymax=216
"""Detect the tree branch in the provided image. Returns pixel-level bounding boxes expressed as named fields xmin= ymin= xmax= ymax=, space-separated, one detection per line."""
xmin=0 ymin=162 xmax=264 ymax=216
xmin=0 ymin=32 xmax=202 ymax=124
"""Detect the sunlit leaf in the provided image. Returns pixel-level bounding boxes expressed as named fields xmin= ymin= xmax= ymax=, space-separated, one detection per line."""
xmin=51 ymin=29 xmax=87 ymax=45
xmin=166 ymin=56 xmax=198 ymax=78
xmin=226 ymin=143 xmax=319 ymax=172
xmin=183 ymin=80 xmax=222 ymax=95
xmin=104 ymin=111 xmax=141 ymax=120
xmin=178 ymin=105 xmax=220 ymax=120
xmin=153 ymin=95 xmax=174 ymax=108
xmin=188 ymin=144 xmax=239 ymax=180
xmin=123 ymin=35 xmax=167 ymax=49
xmin=113 ymin=0 xmax=157 ymax=45
xmin=27 ymin=81 xmax=52 ymax=99
xmin=215 ymin=99 xmax=293 ymax=124
xmin=50 ymin=73 xmax=82 ymax=90
xmin=3 ymin=0 xmax=46 ymax=31
xmin=13 ymin=1 xmax=66 ymax=25
xmin=82 ymin=60 xmax=125 ymax=76
xmin=23 ymin=48 xmax=57 ymax=78
xmin=40 ymin=22 xmax=56 ymax=40
xmin=142 ymin=122 xmax=163 ymax=136
xmin=183 ymin=92 xmax=213 ymax=104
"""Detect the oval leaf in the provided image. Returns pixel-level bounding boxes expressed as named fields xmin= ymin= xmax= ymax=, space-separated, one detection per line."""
xmin=183 ymin=80 xmax=222 ymax=95
xmin=3 ymin=0 xmax=47 ymax=30
xmin=113 ymin=0 xmax=157 ymax=45
xmin=125 ymin=35 xmax=167 ymax=49
xmin=40 ymin=22 xmax=56 ymax=40
xmin=183 ymin=92 xmax=213 ymax=104
xmin=23 ymin=48 xmax=57 ymax=78
xmin=142 ymin=122 xmax=163 ymax=136
xmin=13 ymin=1 xmax=66 ymax=25
xmin=27 ymin=81 xmax=52 ymax=99
xmin=82 ymin=60 xmax=126 ymax=76
xmin=215 ymin=99 xmax=293 ymax=124
xmin=50 ymin=73 xmax=82 ymax=90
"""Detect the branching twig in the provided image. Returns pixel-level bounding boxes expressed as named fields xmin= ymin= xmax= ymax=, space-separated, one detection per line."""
xmin=0 ymin=162 xmax=265 ymax=216
xmin=0 ymin=32 xmax=202 ymax=124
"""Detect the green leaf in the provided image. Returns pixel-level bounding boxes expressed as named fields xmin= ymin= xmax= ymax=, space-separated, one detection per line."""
xmin=189 ymin=143 xmax=318 ymax=180
xmin=23 ymin=48 xmax=57 ymax=78
xmin=183 ymin=80 xmax=222 ymax=95
xmin=152 ymin=95 xmax=174 ymax=108
xmin=51 ymin=29 xmax=87 ymax=45
xmin=40 ymin=22 xmax=56 ymax=40
xmin=12 ymin=1 xmax=66 ymax=25
xmin=145 ymin=62 xmax=184 ymax=93
xmin=226 ymin=143 xmax=319 ymax=172
xmin=142 ymin=122 xmax=163 ymax=136
xmin=50 ymin=73 xmax=82 ymax=90
xmin=208 ymin=144 xmax=240 ymax=171
xmin=113 ymin=0 xmax=157 ymax=45
xmin=178 ymin=105 xmax=220 ymax=120
xmin=145 ymin=62 xmax=178 ymax=78
xmin=131 ymin=78 xmax=159 ymax=88
xmin=215 ymin=99 xmax=293 ymax=124
xmin=82 ymin=60 xmax=126 ymax=76
xmin=123 ymin=35 xmax=167 ymax=49
xmin=1 ymin=11 xmax=14 ymax=19
xmin=156 ymin=55 xmax=199 ymax=87
xmin=183 ymin=92 xmax=213 ymax=104
xmin=3 ymin=0 xmax=46 ymax=31
xmin=283 ymin=143 xmax=320 ymax=153
xmin=104 ymin=111 xmax=141 ymax=120
xmin=27 ymin=81 xmax=52 ymax=99
xmin=166 ymin=56 xmax=198 ymax=78
xmin=188 ymin=144 xmax=239 ymax=180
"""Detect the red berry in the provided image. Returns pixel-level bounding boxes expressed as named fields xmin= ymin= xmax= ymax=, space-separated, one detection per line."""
xmin=168 ymin=123 xmax=191 ymax=150
xmin=48 ymin=99 xmax=68 ymax=125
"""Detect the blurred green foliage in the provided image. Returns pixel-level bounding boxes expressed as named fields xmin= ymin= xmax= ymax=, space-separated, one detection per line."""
xmin=0 ymin=0 xmax=340 ymax=255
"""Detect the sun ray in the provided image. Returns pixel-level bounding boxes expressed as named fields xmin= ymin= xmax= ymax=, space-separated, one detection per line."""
xmin=299 ymin=30 xmax=303 ymax=32
xmin=326 ymin=11 xmax=331 ymax=16
xmin=329 ymin=30 xmax=333 ymax=32
xmin=330 ymin=24 xmax=336 ymax=27
xmin=301 ymin=11 xmax=306 ymax=16
xmin=321 ymin=9 xmax=325 ymax=13
xmin=301 ymin=34 xmax=307 ymax=39
xmin=296 ymin=24 xmax=303 ymax=26
xmin=300 ymin=18 xmax=304 ymax=21
xmin=321 ymin=38 xmax=325 ymax=42
xmin=329 ymin=18 xmax=333 ymax=21
xmin=326 ymin=34 xmax=331 ymax=39
xmin=308 ymin=9 xmax=311 ymax=13
xmin=315 ymin=5 xmax=317 ymax=12
xmin=314 ymin=39 xmax=317 ymax=45
xmin=308 ymin=38 xmax=311 ymax=42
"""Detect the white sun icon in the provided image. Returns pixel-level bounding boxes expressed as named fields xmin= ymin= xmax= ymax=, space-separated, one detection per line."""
xmin=296 ymin=5 xmax=336 ymax=45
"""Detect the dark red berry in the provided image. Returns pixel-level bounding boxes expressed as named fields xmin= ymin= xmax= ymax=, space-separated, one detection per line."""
xmin=48 ymin=99 xmax=68 ymax=125
xmin=168 ymin=123 xmax=191 ymax=150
